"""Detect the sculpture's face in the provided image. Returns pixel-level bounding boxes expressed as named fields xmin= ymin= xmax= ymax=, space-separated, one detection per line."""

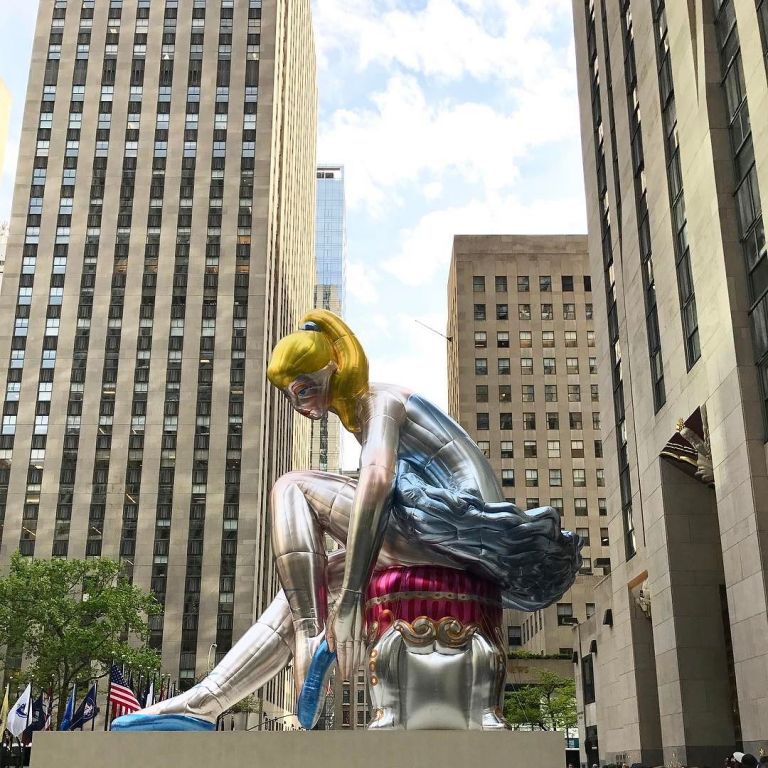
xmin=285 ymin=362 xmax=336 ymax=420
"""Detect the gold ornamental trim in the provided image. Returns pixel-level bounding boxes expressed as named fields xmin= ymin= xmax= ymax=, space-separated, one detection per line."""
xmin=392 ymin=616 xmax=481 ymax=649
xmin=366 ymin=590 xmax=501 ymax=610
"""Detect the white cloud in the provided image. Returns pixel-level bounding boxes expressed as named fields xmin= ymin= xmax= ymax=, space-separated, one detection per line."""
xmin=313 ymin=0 xmax=573 ymax=84
xmin=345 ymin=259 xmax=381 ymax=304
xmin=384 ymin=193 xmax=587 ymax=286
xmin=319 ymin=73 xmax=578 ymax=214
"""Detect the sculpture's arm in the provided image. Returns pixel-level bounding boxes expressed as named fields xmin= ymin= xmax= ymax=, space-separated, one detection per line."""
xmin=330 ymin=390 xmax=404 ymax=677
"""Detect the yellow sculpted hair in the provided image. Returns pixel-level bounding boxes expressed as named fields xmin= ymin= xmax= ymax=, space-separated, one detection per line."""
xmin=266 ymin=309 xmax=370 ymax=433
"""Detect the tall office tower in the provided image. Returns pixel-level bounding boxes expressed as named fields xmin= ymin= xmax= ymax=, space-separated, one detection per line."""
xmin=447 ymin=235 xmax=608 ymax=660
xmin=1 ymin=0 xmax=316 ymax=722
xmin=571 ymin=0 xmax=768 ymax=763
xmin=311 ymin=165 xmax=345 ymax=474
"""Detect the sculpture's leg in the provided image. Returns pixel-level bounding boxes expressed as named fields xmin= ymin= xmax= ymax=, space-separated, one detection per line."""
xmin=270 ymin=470 xmax=356 ymax=695
xmin=112 ymin=552 xmax=348 ymax=731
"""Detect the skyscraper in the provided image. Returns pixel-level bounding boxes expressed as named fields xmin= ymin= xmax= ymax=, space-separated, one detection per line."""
xmin=572 ymin=0 xmax=768 ymax=762
xmin=1 ymin=0 xmax=316 ymax=722
xmin=311 ymin=165 xmax=345 ymax=474
xmin=447 ymin=235 xmax=607 ymax=659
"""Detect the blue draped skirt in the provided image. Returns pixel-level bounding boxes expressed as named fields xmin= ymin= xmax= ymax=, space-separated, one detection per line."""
xmin=389 ymin=461 xmax=583 ymax=611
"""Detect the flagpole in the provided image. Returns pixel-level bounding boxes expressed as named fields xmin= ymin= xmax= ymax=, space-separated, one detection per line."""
xmin=103 ymin=665 xmax=112 ymax=732
xmin=91 ymin=680 xmax=98 ymax=731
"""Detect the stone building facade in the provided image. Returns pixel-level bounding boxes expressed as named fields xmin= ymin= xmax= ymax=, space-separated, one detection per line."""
xmin=571 ymin=0 xmax=768 ymax=763
xmin=1 ymin=0 xmax=316 ymax=723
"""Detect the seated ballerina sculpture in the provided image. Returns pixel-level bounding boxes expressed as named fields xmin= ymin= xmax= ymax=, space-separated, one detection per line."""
xmin=112 ymin=310 xmax=581 ymax=732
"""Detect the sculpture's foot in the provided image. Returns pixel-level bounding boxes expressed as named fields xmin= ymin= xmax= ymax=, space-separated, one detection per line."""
xmin=297 ymin=638 xmax=336 ymax=730
xmin=481 ymin=709 xmax=510 ymax=731
xmin=121 ymin=683 xmax=221 ymax=726
xmin=111 ymin=713 xmax=215 ymax=732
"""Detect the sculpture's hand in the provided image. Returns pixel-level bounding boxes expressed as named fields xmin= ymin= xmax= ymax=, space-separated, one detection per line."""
xmin=327 ymin=589 xmax=364 ymax=681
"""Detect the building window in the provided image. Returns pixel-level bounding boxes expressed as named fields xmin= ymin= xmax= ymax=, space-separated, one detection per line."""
xmin=566 ymin=357 xmax=579 ymax=374
xmin=522 ymin=385 xmax=535 ymax=402
xmin=594 ymin=440 xmax=603 ymax=458
xmin=550 ymin=498 xmax=564 ymax=514
xmin=582 ymin=654 xmax=595 ymax=704
xmin=592 ymin=411 xmax=601 ymax=429
xmin=587 ymin=330 xmax=595 ymax=347
xmin=474 ymin=331 xmax=487 ymax=348
xmin=521 ymin=358 xmax=533 ymax=375
xmin=473 ymin=276 xmax=486 ymax=292
xmin=501 ymin=441 xmax=514 ymax=459
xmin=584 ymin=275 xmax=592 ymax=292
xmin=545 ymin=384 xmax=557 ymax=402
xmin=524 ymin=440 xmax=537 ymax=458
xmin=547 ymin=440 xmax=560 ymax=458
xmin=580 ymin=558 xmax=593 ymax=575
xmin=476 ymin=412 xmax=489 ymax=430
xmin=573 ymin=469 xmax=586 ymax=487
xmin=575 ymin=498 xmax=588 ymax=516
xmin=500 ymin=412 xmax=513 ymax=430
xmin=557 ymin=603 xmax=573 ymax=625
xmin=475 ymin=358 xmax=488 ymax=375
xmin=542 ymin=331 xmax=554 ymax=348
xmin=544 ymin=358 xmax=556 ymax=375
xmin=600 ymin=528 xmax=609 ymax=546
xmin=526 ymin=498 xmax=539 ymax=510
xmin=502 ymin=469 xmax=515 ymax=487
xmin=586 ymin=602 xmax=596 ymax=618
xmin=496 ymin=303 xmax=509 ymax=320
xmin=565 ymin=331 xmax=577 ymax=347
xmin=508 ymin=625 xmax=522 ymax=646
xmin=577 ymin=527 xmax=591 ymax=546
xmin=540 ymin=275 xmax=552 ymax=292
xmin=570 ymin=412 xmax=583 ymax=430
xmin=499 ymin=385 xmax=512 ymax=402
xmin=474 ymin=303 xmax=486 ymax=321
xmin=549 ymin=469 xmax=562 ymax=487
xmin=517 ymin=276 xmax=529 ymax=292
xmin=541 ymin=303 xmax=553 ymax=320
xmin=525 ymin=469 xmax=538 ymax=487
xmin=589 ymin=356 xmax=597 ymax=374
xmin=497 ymin=331 xmax=510 ymax=348
xmin=518 ymin=304 xmax=531 ymax=320
xmin=475 ymin=385 xmax=488 ymax=403
xmin=495 ymin=275 xmax=507 ymax=293
xmin=571 ymin=440 xmax=585 ymax=458
xmin=596 ymin=469 xmax=605 ymax=487
xmin=598 ymin=498 xmax=607 ymax=517
xmin=546 ymin=413 xmax=559 ymax=430
xmin=498 ymin=358 xmax=510 ymax=375
xmin=519 ymin=331 xmax=532 ymax=348
xmin=563 ymin=303 xmax=576 ymax=320
xmin=523 ymin=412 xmax=536 ymax=430
xmin=568 ymin=385 xmax=581 ymax=402
xmin=477 ymin=440 xmax=490 ymax=457
xmin=562 ymin=275 xmax=574 ymax=292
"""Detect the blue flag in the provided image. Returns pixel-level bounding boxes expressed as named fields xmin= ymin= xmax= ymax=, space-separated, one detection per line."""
xmin=22 ymin=693 xmax=46 ymax=739
xmin=69 ymin=684 xmax=97 ymax=731
xmin=59 ymin=686 xmax=75 ymax=731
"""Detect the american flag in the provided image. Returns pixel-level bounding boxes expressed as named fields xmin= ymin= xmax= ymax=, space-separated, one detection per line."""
xmin=108 ymin=665 xmax=141 ymax=717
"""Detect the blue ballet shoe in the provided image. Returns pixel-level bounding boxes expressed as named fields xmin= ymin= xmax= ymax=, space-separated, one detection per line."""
xmin=297 ymin=639 xmax=337 ymax=729
xmin=111 ymin=713 xmax=216 ymax=732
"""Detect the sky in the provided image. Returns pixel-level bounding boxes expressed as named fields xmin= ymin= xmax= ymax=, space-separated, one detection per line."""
xmin=0 ymin=0 xmax=588 ymax=469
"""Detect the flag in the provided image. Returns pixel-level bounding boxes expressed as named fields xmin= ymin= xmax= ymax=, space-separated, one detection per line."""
xmin=108 ymin=665 xmax=140 ymax=717
xmin=144 ymin=680 xmax=154 ymax=709
xmin=59 ymin=686 xmax=75 ymax=731
xmin=69 ymin=684 xmax=97 ymax=731
xmin=22 ymin=692 xmax=46 ymax=739
xmin=0 ymin=685 xmax=8 ymax=734
xmin=6 ymin=684 xmax=31 ymax=737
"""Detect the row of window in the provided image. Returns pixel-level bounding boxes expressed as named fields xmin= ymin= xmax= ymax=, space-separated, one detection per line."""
xmin=477 ymin=438 xmax=602 ymax=459
xmin=473 ymin=303 xmax=594 ymax=322
xmin=475 ymin=411 xmax=601 ymax=431
xmin=473 ymin=275 xmax=592 ymax=293
xmin=497 ymin=468 xmax=605 ymax=488
xmin=475 ymin=382 xmax=599 ymax=402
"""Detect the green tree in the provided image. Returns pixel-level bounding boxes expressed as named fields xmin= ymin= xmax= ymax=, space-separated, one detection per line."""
xmin=0 ymin=553 xmax=161 ymax=726
xmin=504 ymin=670 xmax=577 ymax=731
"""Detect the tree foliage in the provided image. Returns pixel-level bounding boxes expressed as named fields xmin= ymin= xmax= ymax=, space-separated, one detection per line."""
xmin=0 ymin=553 xmax=161 ymax=725
xmin=504 ymin=670 xmax=577 ymax=731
